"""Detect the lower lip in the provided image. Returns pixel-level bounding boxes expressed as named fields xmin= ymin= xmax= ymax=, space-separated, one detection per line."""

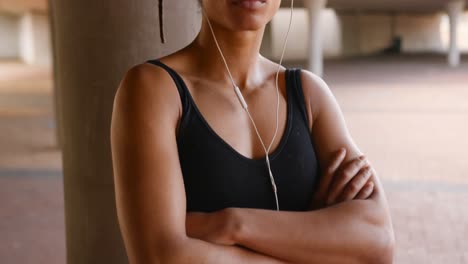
xmin=232 ymin=0 xmax=266 ymax=10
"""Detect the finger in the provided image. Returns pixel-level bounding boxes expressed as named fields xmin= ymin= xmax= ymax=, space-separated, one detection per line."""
xmin=338 ymin=166 xmax=373 ymax=202
xmin=326 ymin=155 xmax=368 ymax=205
xmin=356 ymin=181 xmax=375 ymax=200
xmin=313 ymin=148 xmax=347 ymax=203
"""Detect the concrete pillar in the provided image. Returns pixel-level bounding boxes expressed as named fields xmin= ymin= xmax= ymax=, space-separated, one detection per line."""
xmin=50 ymin=0 xmax=200 ymax=263
xmin=305 ymin=0 xmax=327 ymax=76
xmin=446 ymin=0 xmax=465 ymax=67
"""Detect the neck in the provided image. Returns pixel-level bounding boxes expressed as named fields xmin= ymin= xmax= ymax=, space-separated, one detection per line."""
xmin=189 ymin=18 xmax=266 ymax=89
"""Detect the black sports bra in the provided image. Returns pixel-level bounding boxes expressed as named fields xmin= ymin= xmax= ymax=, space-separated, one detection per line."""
xmin=148 ymin=60 xmax=320 ymax=212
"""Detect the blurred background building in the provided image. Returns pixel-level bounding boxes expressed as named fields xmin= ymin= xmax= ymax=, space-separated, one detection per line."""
xmin=1 ymin=0 xmax=467 ymax=263
xmin=0 ymin=0 xmax=50 ymax=65
xmin=2 ymin=0 xmax=468 ymax=69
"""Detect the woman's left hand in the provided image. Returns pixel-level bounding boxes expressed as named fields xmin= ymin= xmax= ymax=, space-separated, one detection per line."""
xmin=186 ymin=208 xmax=239 ymax=246
xmin=310 ymin=149 xmax=375 ymax=210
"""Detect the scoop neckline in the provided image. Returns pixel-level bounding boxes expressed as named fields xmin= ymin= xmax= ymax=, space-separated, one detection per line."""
xmin=154 ymin=59 xmax=293 ymax=164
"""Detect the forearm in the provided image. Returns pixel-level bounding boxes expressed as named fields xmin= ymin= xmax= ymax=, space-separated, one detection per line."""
xmin=233 ymin=194 xmax=394 ymax=264
xmin=161 ymin=236 xmax=287 ymax=264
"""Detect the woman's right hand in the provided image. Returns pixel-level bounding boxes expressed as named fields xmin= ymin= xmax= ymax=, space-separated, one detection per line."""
xmin=310 ymin=148 xmax=375 ymax=210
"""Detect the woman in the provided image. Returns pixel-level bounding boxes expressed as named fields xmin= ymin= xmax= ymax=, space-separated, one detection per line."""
xmin=110 ymin=0 xmax=395 ymax=263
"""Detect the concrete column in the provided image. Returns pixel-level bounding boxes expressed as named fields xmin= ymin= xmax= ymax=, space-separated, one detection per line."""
xmin=50 ymin=0 xmax=200 ymax=263
xmin=305 ymin=0 xmax=327 ymax=76
xmin=446 ymin=0 xmax=465 ymax=67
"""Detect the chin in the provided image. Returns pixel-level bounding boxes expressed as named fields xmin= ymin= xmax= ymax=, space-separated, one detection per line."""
xmin=231 ymin=15 xmax=267 ymax=31
xmin=206 ymin=0 xmax=279 ymax=31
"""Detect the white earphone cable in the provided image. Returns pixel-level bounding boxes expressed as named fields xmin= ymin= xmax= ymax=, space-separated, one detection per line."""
xmin=202 ymin=0 xmax=294 ymax=211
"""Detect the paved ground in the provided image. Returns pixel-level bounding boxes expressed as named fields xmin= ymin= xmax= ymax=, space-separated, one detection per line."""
xmin=0 ymin=54 xmax=467 ymax=263
xmin=321 ymin=55 xmax=468 ymax=263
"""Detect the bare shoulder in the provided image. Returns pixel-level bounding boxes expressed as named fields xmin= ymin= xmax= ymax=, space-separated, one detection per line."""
xmin=112 ymin=62 xmax=182 ymax=128
xmin=299 ymin=69 xmax=330 ymax=94
xmin=111 ymin=61 xmax=191 ymax=264
xmin=298 ymin=69 xmax=338 ymax=124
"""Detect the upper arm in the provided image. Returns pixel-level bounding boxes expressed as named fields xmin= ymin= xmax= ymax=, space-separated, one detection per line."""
xmin=301 ymin=71 xmax=394 ymax=257
xmin=110 ymin=63 xmax=186 ymax=263
xmin=300 ymin=70 xmax=362 ymax=168
xmin=301 ymin=70 xmax=390 ymax=204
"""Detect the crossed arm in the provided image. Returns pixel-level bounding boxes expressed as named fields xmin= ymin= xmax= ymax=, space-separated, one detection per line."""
xmin=111 ymin=65 xmax=394 ymax=264
xmin=185 ymin=71 xmax=395 ymax=264
xmin=187 ymin=172 xmax=393 ymax=264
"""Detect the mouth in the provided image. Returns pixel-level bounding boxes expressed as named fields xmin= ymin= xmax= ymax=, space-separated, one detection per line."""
xmin=231 ymin=0 xmax=267 ymax=10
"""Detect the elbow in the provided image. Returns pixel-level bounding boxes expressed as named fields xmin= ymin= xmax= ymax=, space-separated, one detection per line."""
xmin=359 ymin=201 xmax=395 ymax=264
xmin=366 ymin=198 xmax=396 ymax=264
xmin=364 ymin=223 xmax=395 ymax=264
xmin=144 ymin=235 xmax=190 ymax=264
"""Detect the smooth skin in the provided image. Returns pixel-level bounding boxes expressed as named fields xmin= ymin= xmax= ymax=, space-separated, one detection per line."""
xmin=111 ymin=0 xmax=394 ymax=263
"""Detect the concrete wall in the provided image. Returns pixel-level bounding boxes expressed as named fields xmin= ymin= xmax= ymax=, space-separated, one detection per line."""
xmin=266 ymin=8 xmax=468 ymax=60
xmin=340 ymin=13 xmax=394 ymax=56
xmin=265 ymin=8 xmax=342 ymax=60
xmin=0 ymin=12 xmax=19 ymax=59
xmin=341 ymin=12 xmax=468 ymax=55
xmin=395 ymin=14 xmax=445 ymax=53
xmin=340 ymin=13 xmax=446 ymax=55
